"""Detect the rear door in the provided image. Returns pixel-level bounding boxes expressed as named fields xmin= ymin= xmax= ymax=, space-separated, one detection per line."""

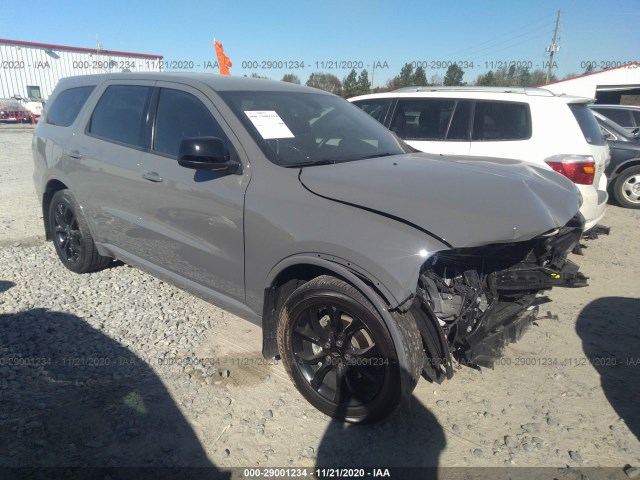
xmin=135 ymin=82 xmax=249 ymax=303
xmin=71 ymin=81 xmax=154 ymax=252
xmin=389 ymin=98 xmax=471 ymax=155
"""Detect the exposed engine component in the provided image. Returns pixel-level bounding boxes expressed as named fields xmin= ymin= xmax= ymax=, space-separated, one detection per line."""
xmin=413 ymin=216 xmax=587 ymax=373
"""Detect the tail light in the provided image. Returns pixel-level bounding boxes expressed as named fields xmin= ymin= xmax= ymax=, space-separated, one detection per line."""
xmin=545 ymin=155 xmax=595 ymax=185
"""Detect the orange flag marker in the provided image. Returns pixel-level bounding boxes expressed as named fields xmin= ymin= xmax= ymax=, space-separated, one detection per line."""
xmin=213 ymin=39 xmax=232 ymax=75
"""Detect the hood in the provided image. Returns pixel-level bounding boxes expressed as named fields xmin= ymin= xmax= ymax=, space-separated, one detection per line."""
xmin=299 ymin=153 xmax=581 ymax=248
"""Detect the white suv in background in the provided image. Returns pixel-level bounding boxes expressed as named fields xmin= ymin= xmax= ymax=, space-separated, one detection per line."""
xmin=349 ymin=87 xmax=610 ymax=232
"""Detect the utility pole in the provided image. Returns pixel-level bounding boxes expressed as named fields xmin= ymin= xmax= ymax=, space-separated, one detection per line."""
xmin=371 ymin=61 xmax=375 ymax=93
xmin=545 ymin=10 xmax=561 ymax=83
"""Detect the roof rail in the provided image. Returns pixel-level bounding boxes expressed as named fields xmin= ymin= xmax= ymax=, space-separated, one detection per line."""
xmin=393 ymin=86 xmax=556 ymax=96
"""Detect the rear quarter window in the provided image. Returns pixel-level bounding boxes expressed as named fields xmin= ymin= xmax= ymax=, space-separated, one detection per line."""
xmin=471 ymin=101 xmax=531 ymax=141
xmin=45 ymin=86 xmax=95 ymax=127
xmin=569 ymin=104 xmax=605 ymax=146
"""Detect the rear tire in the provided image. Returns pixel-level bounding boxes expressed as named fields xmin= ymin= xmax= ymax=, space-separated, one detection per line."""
xmin=277 ymin=275 xmax=423 ymax=423
xmin=49 ymin=190 xmax=111 ymax=273
xmin=612 ymin=165 xmax=640 ymax=209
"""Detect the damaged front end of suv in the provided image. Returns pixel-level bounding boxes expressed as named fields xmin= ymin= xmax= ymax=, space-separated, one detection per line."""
xmin=297 ymin=153 xmax=590 ymax=387
xmin=409 ymin=214 xmax=587 ymax=382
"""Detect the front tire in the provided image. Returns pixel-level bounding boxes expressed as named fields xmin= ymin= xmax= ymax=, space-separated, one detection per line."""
xmin=49 ymin=189 xmax=111 ymax=273
xmin=277 ymin=275 xmax=422 ymax=423
xmin=612 ymin=165 xmax=640 ymax=209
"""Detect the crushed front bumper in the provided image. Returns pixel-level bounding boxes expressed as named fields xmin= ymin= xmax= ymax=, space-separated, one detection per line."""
xmin=464 ymin=304 xmax=539 ymax=368
xmin=415 ymin=213 xmax=586 ymax=372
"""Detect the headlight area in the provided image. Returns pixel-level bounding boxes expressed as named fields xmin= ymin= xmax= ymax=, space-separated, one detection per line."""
xmin=411 ymin=216 xmax=587 ymax=376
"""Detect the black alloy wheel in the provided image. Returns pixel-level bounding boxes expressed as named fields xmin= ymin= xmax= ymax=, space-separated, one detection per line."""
xmin=278 ymin=276 xmax=422 ymax=423
xmin=292 ymin=300 xmax=387 ymax=406
xmin=52 ymin=198 xmax=82 ymax=264
xmin=49 ymin=190 xmax=111 ymax=273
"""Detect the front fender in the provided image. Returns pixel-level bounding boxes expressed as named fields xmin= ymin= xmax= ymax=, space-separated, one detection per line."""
xmin=244 ymin=165 xmax=449 ymax=316
xmin=40 ymin=171 xmax=77 ymax=238
xmin=265 ymin=253 xmax=403 ymax=308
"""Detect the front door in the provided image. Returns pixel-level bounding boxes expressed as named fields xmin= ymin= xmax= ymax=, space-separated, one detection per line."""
xmin=135 ymin=83 xmax=249 ymax=304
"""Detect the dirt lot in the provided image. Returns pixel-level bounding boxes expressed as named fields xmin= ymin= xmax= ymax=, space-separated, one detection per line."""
xmin=0 ymin=125 xmax=639 ymax=479
xmin=0 ymin=125 xmax=43 ymax=246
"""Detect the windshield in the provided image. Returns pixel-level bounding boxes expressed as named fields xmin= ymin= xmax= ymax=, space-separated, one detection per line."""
xmin=219 ymin=90 xmax=410 ymax=166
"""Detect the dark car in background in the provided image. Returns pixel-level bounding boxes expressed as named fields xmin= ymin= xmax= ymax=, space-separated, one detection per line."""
xmin=591 ymin=109 xmax=640 ymax=209
xmin=591 ymin=104 xmax=640 ymax=134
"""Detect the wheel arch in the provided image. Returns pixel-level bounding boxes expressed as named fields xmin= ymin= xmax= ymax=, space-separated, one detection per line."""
xmin=613 ymin=158 xmax=640 ymax=178
xmin=260 ymin=254 xmax=417 ymax=403
xmin=42 ymin=178 xmax=70 ymax=240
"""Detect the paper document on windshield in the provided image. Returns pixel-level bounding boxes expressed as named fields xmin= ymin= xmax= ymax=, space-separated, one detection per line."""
xmin=244 ymin=111 xmax=295 ymax=139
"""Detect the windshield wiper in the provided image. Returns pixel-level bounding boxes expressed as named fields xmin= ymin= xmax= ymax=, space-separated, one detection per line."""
xmin=356 ymin=152 xmax=397 ymax=160
xmin=284 ymin=159 xmax=336 ymax=168
xmin=284 ymin=152 xmax=398 ymax=168
xmin=334 ymin=152 xmax=399 ymax=162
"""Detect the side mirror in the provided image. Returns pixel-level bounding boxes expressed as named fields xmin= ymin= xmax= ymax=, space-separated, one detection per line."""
xmin=178 ymin=137 xmax=240 ymax=174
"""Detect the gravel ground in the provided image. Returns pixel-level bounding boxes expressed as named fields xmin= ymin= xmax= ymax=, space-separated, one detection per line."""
xmin=0 ymin=126 xmax=42 ymax=246
xmin=0 ymin=127 xmax=639 ymax=477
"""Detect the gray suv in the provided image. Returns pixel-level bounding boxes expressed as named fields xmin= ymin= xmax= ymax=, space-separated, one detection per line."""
xmin=33 ymin=73 xmax=586 ymax=422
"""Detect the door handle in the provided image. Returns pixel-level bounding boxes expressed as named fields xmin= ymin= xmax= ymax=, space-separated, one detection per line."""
xmin=142 ymin=171 xmax=163 ymax=183
xmin=68 ymin=150 xmax=83 ymax=159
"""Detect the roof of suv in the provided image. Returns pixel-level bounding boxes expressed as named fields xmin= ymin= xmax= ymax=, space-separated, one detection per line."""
xmin=52 ymin=72 xmax=321 ymax=94
xmin=350 ymin=86 xmax=594 ymax=104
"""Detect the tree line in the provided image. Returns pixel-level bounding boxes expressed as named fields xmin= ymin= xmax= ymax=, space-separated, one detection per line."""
xmin=246 ymin=62 xmax=582 ymax=97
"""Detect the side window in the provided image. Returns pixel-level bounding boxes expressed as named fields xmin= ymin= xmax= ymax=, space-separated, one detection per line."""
xmin=26 ymin=85 xmax=42 ymax=100
xmin=153 ymin=88 xmax=227 ymax=158
xmin=394 ymin=99 xmax=455 ymax=140
xmin=46 ymin=86 xmax=95 ymax=127
xmin=351 ymin=99 xmax=391 ymax=124
xmin=445 ymin=100 xmax=472 ymax=140
xmin=598 ymin=108 xmax=631 ymax=127
xmin=88 ymin=85 xmax=151 ymax=147
xmin=472 ymin=101 xmax=531 ymax=141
